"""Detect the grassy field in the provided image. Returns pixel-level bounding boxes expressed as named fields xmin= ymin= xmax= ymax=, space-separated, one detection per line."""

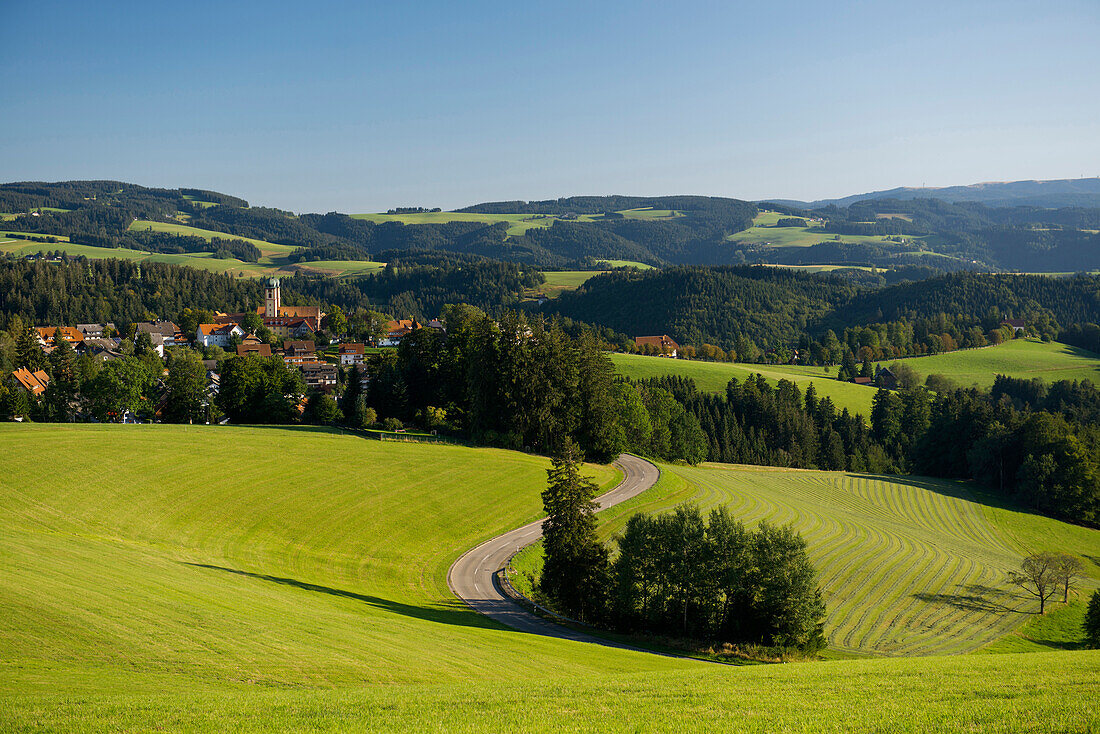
xmin=611 ymin=352 xmax=878 ymax=415
xmin=886 ymin=338 xmax=1100 ymax=388
xmin=611 ymin=339 xmax=1100 ymax=417
xmin=4 ymin=226 xmax=388 ymax=279
xmin=128 ymin=219 xmax=297 ymax=258
xmin=2 ymin=424 xmax=1098 ymax=731
xmin=514 ymin=462 xmax=1100 ymax=657
xmin=353 ymin=208 xmax=681 ymax=236
xmin=727 ymin=211 xmax=917 ymax=249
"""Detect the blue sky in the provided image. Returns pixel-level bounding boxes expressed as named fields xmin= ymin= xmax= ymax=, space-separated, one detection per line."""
xmin=2 ymin=0 xmax=1098 ymax=212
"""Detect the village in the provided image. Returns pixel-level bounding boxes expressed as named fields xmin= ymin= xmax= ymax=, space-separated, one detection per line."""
xmin=5 ymin=278 xmax=447 ymax=424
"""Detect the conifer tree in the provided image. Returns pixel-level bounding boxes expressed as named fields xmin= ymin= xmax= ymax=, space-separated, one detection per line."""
xmin=540 ymin=438 xmax=609 ymax=622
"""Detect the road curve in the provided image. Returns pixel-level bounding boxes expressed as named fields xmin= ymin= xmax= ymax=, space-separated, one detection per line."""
xmin=447 ymin=453 xmax=659 ymax=644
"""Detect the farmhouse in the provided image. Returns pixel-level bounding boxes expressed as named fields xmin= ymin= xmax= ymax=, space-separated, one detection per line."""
xmin=1001 ymin=318 xmax=1026 ymax=334
xmin=76 ymin=323 xmax=115 ymax=339
xmin=11 ymin=367 xmax=50 ymax=396
xmin=300 ymin=362 xmax=338 ymax=390
xmin=875 ymin=367 xmax=898 ymax=390
xmin=853 ymin=376 xmax=873 ymax=385
xmin=380 ymin=319 xmax=420 ymax=347
xmin=339 ymin=343 xmax=366 ymax=366
xmin=35 ymin=326 xmax=85 ymax=347
xmin=635 ymin=334 xmax=680 ymax=357
xmin=195 ymin=323 xmax=244 ymax=348
xmin=283 ymin=340 xmax=319 ymax=366
xmin=135 ymin=321 xmax=181 ymax=348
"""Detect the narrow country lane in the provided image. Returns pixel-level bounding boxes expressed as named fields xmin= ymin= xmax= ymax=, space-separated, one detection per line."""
xmin=446 ymin=453 xmax=659 ymax=645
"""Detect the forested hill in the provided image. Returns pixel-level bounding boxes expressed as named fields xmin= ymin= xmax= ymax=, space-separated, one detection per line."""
xmin=790 ymin=177 xmax=1100 ymax=209
xmin=541 ymin=266 xmax=1100 ymax=357
xmin=5 ymin=180 xmax=1100 ymax=272
xmin=541 ymin=267 xmax=862 ymax=357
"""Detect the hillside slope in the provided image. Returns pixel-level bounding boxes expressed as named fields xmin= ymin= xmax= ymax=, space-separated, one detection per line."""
xmin=2 ymin=424 xmax=1098 ymax=732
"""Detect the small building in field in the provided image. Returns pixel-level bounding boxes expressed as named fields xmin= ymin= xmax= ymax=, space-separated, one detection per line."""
xmin=1001 ymin=318 xmax=1026 ymax=335
xmin=12 ymin=367 xmax=50 ymax=396
xmin=853 ymin=376 xmax=873 ymax=386
xmin=195 ymin=323 xmax=244 ymax=348
xmin=875 ymin=367 xmax=898 ymax=390
xmin=634 ymin=335 xmax=680 ymax=358
xmin=338 ymin=343 xmax=366 ymax=366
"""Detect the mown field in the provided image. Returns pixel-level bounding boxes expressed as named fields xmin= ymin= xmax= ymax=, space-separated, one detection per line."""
xmin=2 ymin=227 xmax=385 ymax=279
xmin=886 ymin=338 xmax=1100 ymax=388
xmin=514 ymin=462 xmax=1100 ymax=657
xmin=3 ymin=425 xmax=1098 ymax=732
xmin=727 ymin=211 xmax=919 ymax=249
xmin=611 ymin=339 xmax=1100 ymax=417
xmin=353 ymin=207 xmax=681 ymax=236
xmin=611 ymin=352 xmax=878 ymax=415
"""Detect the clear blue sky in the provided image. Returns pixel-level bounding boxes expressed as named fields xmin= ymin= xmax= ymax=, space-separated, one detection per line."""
xmin=2 ymin=0 xmax=1098 ymax=213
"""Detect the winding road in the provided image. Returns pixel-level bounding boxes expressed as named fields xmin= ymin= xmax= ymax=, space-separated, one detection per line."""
xmin=447 ymin=453 xmax=659 ymax=644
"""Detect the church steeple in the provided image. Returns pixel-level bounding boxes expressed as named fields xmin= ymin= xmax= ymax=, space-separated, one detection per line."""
xmin=265 ymin=278 xmax=281 ymax=318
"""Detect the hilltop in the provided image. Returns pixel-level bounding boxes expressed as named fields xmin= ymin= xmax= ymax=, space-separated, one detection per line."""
xmin=4 ymin=180 xmax=1100 ymax=275
xmin=774 ymin=177 xmax=1100 ymax=209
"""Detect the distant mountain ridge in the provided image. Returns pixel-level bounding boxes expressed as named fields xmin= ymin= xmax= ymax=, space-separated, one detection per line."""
xmin=769 ymin=177 xmax=1100 ymax=209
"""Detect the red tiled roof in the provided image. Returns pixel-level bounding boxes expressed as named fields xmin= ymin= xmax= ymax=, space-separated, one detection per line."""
xmin=12 ymin=367 xmax=49 ymax=395
xmin=635 ymin=335 xmax=679 ymax=350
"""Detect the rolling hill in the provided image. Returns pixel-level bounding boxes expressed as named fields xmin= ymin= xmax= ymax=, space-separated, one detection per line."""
xmin=2 ymin=424 xmax=1098 ymax=731
xmin=512 ymin=461 xmax=1100 ymax=656
xmin=776 ymin=177 xmax=1100 ymax=209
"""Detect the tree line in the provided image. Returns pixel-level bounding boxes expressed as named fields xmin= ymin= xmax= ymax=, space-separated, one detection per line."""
xmin=538 ymin=443 xmax=826 ymax=655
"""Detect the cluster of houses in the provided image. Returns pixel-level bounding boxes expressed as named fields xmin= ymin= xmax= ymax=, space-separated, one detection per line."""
xmin=9 ymin=278 xmax=441 ymax=403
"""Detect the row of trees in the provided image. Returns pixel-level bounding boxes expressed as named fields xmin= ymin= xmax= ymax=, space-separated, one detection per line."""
xmin=538 ymin=443 xmax=825 ymax=653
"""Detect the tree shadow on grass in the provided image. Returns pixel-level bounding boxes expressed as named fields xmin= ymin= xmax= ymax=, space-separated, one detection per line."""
xmin=912 ymin=584 xmax=1026 ymax=614
xmin=182 ymin=562 xmax=499 ymax=630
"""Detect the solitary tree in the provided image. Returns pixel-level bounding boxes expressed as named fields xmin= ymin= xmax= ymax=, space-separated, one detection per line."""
xmin=540 ymin=438 xmax=609 ymax=622
xmin=1009 ymin=552 xmax=1062 ymax=614
xmin=1053 ymin=553 xmax=1085 ymax=604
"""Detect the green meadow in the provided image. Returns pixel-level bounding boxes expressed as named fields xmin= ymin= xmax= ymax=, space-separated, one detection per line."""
xmin=1 ymin=424 xmax=1098 ymax=731
xmin=514 ymin=463 xmax=1100 ymax=657
xmin=611 ymin=339 xmax=1100 ymax=417
xmin=727 ymin=211 xmax=914 ymax=249
xmin=611 ymin=352 xmax=878 ymax=415
xmin=128 ymin=219 xmax=297 ymax=257
xmin=887 ymin=338 xmax=1100 ymax=388
xmin=3 ymin=224 xmax=388 ymax=279
xmin=353 ymin=207 xmax=681 ymax=236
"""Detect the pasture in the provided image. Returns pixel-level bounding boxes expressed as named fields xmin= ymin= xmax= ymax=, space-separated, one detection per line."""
xmin=128 ymin=219 xmax=297 ymax=258
xmin=728 ymin=210 xmax=925 ymax=250
xmin=886 ymin=338 xmax=1100 ymax=388
xmin=611 ymin=339 xmax=1100 ymax=418
xmin=611 ymin=352 xmax=877 ymax=416
xmin=1 ymin=424 xmax=1098 ymax=731
xmin=353 ymin=207 xmax=682 ymax=236
xmin=514 ymin=462 xmax=1100 ymax=657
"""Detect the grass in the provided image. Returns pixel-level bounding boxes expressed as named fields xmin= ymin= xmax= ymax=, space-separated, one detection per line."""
xmin=886 ymin=338 xmax=1100 ymax=388
xmin=514 ymin=462 xmax=1100 ymax=658
xmin=353 ymin=208 xmax=681 ymax=237
xmin=611 ymin=352 xmax=877 ymax=416
xmin=611 ymin=340 xmax=1100 ymax=419
xmin=4 ymin=225 xmax=388 ymax=279
xmin=727 ymin=211 xmax=918 ymax=250
xmin=2 ymin=424 xmax=1098 ymax=731
xmin=128 ymin=219 xmax=297 ymax=257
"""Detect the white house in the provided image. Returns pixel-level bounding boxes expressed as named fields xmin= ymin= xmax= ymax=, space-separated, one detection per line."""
xmin=195 ymin=323 xmax=245 ymax=348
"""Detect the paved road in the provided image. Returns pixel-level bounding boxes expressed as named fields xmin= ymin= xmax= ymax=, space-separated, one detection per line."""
xmin=447 ymin=453 xmax=660 ymax=645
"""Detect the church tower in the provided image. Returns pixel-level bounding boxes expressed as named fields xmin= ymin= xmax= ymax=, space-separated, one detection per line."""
xmin=265 ymin=278 xmax=281 ymax=318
